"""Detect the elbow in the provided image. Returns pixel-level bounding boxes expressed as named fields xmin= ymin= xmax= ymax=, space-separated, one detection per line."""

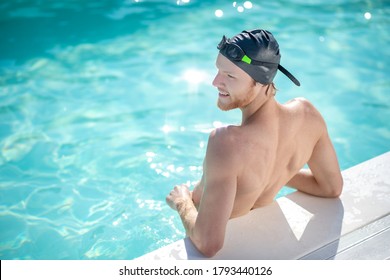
xmin=200 ymin=242 xmax=223 ymax=258
xmin=193 ymin=238 xmax=223 ymax=258
xmin=327 ymin=176 xmax=344 ymax=198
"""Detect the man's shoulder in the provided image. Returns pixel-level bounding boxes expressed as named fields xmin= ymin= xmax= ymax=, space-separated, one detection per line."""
xmin=208 ymin=125 xmax=241 ymax=146
xmin=286 ymin=97 xmax=325 ymax=124
xmin=285 ymin=97 xmax=315 ymax=109
xmin=206 ymin=126 xmax=242 ymax=159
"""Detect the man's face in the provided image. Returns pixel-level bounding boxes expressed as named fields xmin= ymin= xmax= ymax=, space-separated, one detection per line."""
xmin=212 ymin=54 xmax=257 ymax=111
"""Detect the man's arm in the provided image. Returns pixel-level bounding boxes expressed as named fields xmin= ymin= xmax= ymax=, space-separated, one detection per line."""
xmin=287 ymin=128 xmax=343 ymax=197
xmin=191 ymin=173 xmax=205 ymax=208
xmin=166 ymin=128 xmax=237 ymax=257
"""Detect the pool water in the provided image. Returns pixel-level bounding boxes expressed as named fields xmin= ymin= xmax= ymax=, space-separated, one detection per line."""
xmin=0 ymin=0 xmax=389 ymax=259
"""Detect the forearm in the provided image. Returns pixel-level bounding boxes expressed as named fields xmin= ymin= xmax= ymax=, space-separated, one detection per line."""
xmin=166 ymin=184 xmax=221 ymax=257
xmin=191 ymin=181 xmax=202 ymax=208
xmin=286 ymin=168 xmax=341 ymax=198
xmin=175 ymin=198 xmax=198 ymax=237
xmin=286 ymin=169 xmax=317 ymax=193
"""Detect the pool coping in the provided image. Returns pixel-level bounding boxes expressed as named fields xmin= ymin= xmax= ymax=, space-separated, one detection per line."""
xmin=137 ymin=151 xmax=390 ymax=260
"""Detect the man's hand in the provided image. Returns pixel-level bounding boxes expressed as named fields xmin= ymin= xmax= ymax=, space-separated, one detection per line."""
xmin=166 ymin=184 xmax=198 ymax=243
xmin=166 ymin=184 xmax=193 ymax=211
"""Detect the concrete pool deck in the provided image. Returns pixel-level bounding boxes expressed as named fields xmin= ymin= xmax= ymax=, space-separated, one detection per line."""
xmin=138 ymin=151 xmax=390 ymax=260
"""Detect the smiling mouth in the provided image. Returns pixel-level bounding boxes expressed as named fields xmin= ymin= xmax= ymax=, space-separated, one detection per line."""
xmin=218 ymin=90 xmax=229 ymax=97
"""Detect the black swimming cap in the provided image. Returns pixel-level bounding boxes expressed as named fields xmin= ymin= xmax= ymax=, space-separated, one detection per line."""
xmin=218 ymin=29 xmax=300 ymax=86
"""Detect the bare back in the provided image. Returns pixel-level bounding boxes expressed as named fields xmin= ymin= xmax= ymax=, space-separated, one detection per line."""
xmin=192 ymin=97 xmax=342 ymax=220
xmin=227 ymin=97 xmax=324 ymax=217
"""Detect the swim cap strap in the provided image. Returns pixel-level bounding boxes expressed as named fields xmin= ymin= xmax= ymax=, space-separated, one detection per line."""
xmin=278 ymin=65 xmax=301 ymax=86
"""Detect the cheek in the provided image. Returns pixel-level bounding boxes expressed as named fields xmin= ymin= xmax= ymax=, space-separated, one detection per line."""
xmin=233 ymin=81 xmax=252 ymax=96
xmin=238 ymin=83 xmax=258 ymax=103
xmin=227 ymin=79 xmax=242 ymax=93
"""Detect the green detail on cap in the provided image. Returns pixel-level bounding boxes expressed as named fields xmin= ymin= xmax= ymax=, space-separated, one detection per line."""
xmin=241 ymin=55 xmax=252 ymax=64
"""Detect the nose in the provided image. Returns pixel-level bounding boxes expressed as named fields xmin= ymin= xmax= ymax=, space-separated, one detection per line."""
xmin=212 ymin=72 xmax=222 ymax=88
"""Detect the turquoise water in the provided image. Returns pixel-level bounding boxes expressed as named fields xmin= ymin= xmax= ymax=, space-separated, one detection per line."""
xmin=0 ymin=0 xmax=389 ymax=259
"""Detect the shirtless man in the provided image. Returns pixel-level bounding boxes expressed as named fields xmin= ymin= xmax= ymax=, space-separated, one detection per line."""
xmin=166 ymin=29 xmax=343 ymax=257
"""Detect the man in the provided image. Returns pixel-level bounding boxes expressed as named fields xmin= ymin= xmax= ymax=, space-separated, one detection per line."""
xmin=166 ymin=29 xmax=343 ymax=258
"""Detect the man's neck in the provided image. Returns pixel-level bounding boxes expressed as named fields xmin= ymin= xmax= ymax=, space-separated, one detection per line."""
xmin=241 ymin=95 xmax=279 ymax=126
